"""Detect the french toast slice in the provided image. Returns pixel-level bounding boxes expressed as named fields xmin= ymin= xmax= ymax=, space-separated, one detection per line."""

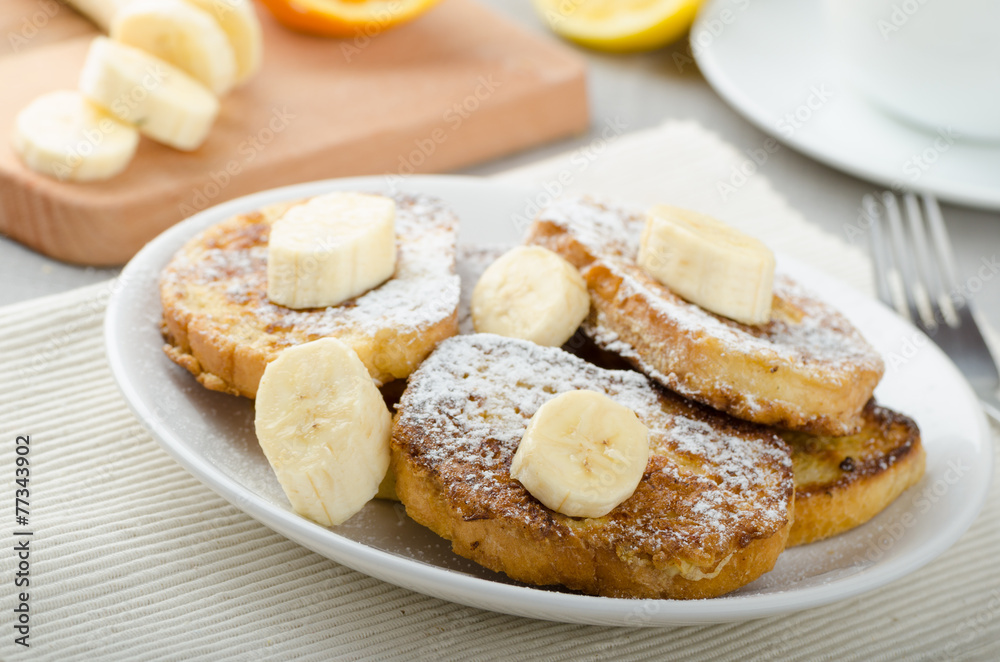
xmin=564 ymin=333 xmax=925 ymax=547
xmin=391 ymin=334 xmax=795 ymax=599
xmin=160 ymin=193 xmax=460 ymax=398
xmin=782 ymin=401 xmax=925 ymax=546
xmin=526 ymin=197 xmax=885 ymax=436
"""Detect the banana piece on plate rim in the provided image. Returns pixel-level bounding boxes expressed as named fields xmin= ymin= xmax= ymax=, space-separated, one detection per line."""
xmin=254 ymin=337 xmax=392 ymax=527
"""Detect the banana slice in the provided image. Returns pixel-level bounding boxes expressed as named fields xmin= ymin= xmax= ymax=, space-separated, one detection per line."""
xmin=12 ymin=90 xmax=139 ymax=182
xmin=65 ymin=0 xmax=262 ymax=85
xmin=638 ymin=205 xmax=776 ymax=326
xmin=267 ymin=192 xmax=397 ymax=309
xmin=63 ymin=0 xmax=131 ymax=31
xmin=79 ymin=37 xmax=219 ymax=151
xmin=111 ymin=0 xmax=237 ymax=95
xmin=471 ymin=246 xmax=589 ymax=347
xmin=254 ymin=338 xmax=392 ymax=527
xmin=511 ymin=389 xmax=649 ymax=519
xmin=182 ymin=0 xmax=263 ymax=84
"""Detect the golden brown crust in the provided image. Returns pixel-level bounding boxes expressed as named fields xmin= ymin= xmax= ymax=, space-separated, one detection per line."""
xmin=783 ymin=402 xmax=926 ymax=546
xmin=565 ymin=332 xmax=925 ymax=547
xmin=159 ymin=193 xmax=461 ymax=398
xmin=394 ymin=455 xmax=792 ymax=599
xmin=391 ymin=334 xmax=794 ymax=599
xmin=583 ymin=262 xmax=880 ymax=436
xmin=526 ymin=198 xmax=885 ymax=436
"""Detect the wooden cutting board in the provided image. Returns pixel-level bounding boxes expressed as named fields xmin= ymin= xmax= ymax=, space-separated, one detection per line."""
xmin=0 ymin=0 xmax=588 ymax=265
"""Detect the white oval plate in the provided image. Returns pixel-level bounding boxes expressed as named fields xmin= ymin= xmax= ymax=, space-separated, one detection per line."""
xmin=693 ymin=0 xmax=1000 ymax=211
xmin=105 ymin=175 xmax=992 ymax=626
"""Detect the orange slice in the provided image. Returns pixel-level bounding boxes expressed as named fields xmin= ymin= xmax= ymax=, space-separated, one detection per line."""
xmin=259 ymin=0 xmax=443 ymax=38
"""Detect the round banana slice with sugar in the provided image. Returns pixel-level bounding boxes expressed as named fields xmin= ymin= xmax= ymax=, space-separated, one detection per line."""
xmin=472 ymin=245 xmax=590 ymax=347
xmin=511 ymin=389 xmax=650 ymax=519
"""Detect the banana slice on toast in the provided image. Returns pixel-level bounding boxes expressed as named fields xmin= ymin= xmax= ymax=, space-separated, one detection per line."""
xmin=568 ymin=333 xmax=925 ymax=547
xmin=160 ymin=192 xmax=460 ymax=397
xmin=527 ymin=197 xmax=884 ymax=436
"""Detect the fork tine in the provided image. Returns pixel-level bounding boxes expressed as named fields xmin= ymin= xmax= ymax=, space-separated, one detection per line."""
xmin=864 ymin=194 xmax=895 ymax=308
xmin=871 ymin=193 xmax=1000 ymax=421
xmin=923 ymin=195 xmax=964 ymax=304
xmin=919 ymin=195 xmax=960 ymax=327
xmin=901 ymin=192 xmax=938 ymax=329
xmin=881 ymin=191 xmax=920 ymax=323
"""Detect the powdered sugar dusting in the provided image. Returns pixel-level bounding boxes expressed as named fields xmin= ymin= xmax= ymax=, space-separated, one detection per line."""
xmin=395 ymin=334 xmax=792 ymax=560
xmin=587 ymin=321 xmax=702 ymax=398
xmin=161 ymin=193 xmax=460 ymax=337
xmin=536 ymin=197 xmax=883 ymax=380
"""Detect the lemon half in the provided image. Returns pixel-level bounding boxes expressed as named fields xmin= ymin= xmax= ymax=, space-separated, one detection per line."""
xmin=532 ymin=0 xmax=702 ymax=53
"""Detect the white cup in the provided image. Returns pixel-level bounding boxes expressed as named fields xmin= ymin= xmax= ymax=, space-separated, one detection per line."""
xmin=824 ymin=0 xmax=1000 ymax=142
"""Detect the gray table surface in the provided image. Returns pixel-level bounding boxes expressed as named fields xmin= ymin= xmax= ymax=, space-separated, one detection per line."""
xmin=2 ymin=0 xmax=998 ymax=337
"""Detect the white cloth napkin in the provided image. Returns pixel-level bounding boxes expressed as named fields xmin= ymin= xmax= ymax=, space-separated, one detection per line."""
xmin=1 ymin=121 xmax=997 ymax=661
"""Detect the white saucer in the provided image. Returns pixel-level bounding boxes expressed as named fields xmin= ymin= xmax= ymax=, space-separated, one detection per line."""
xmin=105 ymin=176 xmax=993 ymax=626
xmin=693 ymin=0 xmax=1000 ymax=210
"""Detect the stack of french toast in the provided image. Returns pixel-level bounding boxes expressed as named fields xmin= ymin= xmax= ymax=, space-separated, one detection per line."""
xmin=159 ymin=191 xmax=925 ymax=600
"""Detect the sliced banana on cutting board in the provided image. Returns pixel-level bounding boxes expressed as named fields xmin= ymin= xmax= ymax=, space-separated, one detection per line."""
xmin=267 ymin=192 xmax=397 ymax=309
xmin=79 ymin=37 xmax=219 ymax=151
xmin=111 ymin=0 xmax=238 ymax=95
xmin=11 ymin=90 xmax=139 ymax=182
xmin=183 ymin=0 xmax=263 ymax=84
xmin=471 ymin=245 xmax=590 ymax=347
xmin=638 ymin=205 xmax=776 ymax=326
xmin=18 ymin=0 xmax=264 ymax=181
xmin=254 ymin=338 xmax=392 ymax=527
xmin=63 ymin=0 xmax=130 ymax=31
xmin=510 ymin=389 xmax=650 ymax=519
xmin=14 ymin=0 xmax=263 ymax=182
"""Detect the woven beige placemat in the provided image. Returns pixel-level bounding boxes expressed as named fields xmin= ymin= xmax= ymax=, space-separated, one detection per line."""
xmin=1 ymin=122 xmax=998 ymax=661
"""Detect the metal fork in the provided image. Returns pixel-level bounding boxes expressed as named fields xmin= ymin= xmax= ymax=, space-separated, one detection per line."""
xmin=866 ymin=191 xmax=1000 ymax=423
